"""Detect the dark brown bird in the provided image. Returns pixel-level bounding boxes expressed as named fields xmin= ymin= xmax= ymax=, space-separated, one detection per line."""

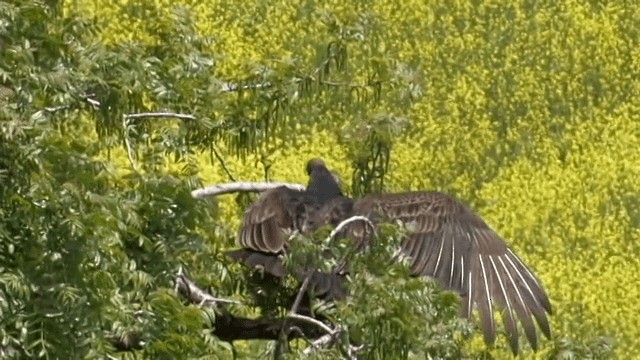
xmin=227 ymin=159 xmax=552 ymax=354
xmin=226 ymin=159 xmax=343 ymax=278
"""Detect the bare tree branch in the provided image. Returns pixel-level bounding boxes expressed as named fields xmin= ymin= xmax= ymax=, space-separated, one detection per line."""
xmin=175 ymin=270 xmax=241 ymax=306
xmin=290 ymin=275 xmax=312 ymax=316
xmin=174 ymin=272 xmax=328 ymax=343
xmin=319 ymin=80 xmax=382 ymax=90
xmin=302 ymin=333 xmax=336 ymax=356
xmin=124 ymin=112 xmax=197 ymax=120
xmin=44 ymin=104 xmax=72 ymax=113
xmin=42 ymin=95 xmax=100 ymax=113
xmin=191 ymin=182 xmax=306 ymax=198
xmin=83 ymin=97 xmax=101 ymax=107
xmin=329 ymin=215 xmax=376 ymax=240
xmin=122 ymin=117 xmax=141 ymax=174
xmin=286 ymin=314 xmax=335 ymax=336
xmin=300 ymin=326 xmax=362 ymax=360
xmin=221 ymin=81 xmax=273 ymax=92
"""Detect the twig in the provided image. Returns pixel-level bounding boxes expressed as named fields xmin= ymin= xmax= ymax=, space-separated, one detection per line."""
xmin=43 ymin=95 xmax=101 ymax=113
xmin=221 ymin=81 xmax=273 ymax=92
xmin=302 ymin=333 xmax=335 ymax=355
xmin=122 ymin=117 xmax=141 ymax=174
xmin=301 ymin=326 xmax=362 ymax=360
xmin=329 ymin=215 xmax=376 ymax=240
xmin=324 ymin=215 xmax=377 ymax=277
xmin=83 ymin=97 xmax=101 ymax=107
xmin=175 ymin=270 xmax=242 ymax=306
xmin=302 ymin=334 xmax=336 ymax=355
xmin=44 ymin=104 xmax=71 ymax=112
xmin=191 ymin=181 xmax=306 ymax=198
xmin=287 ymin=314 xmax=335 ymax=335
xmin=278 ymin=274 xmax=313 ymax=347
xmin=211 ymin=143 xmax=237 ymax=182
xmin=319 ymin=80 xmax=381 ymax=89
xmin=124 ymin=112 xmax=197 ymax=120
xmin=290 ymin=275 xmax=311 ymax=315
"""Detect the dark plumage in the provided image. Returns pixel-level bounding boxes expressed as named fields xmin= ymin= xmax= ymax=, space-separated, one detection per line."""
xmin=227 ymin=159 xmax=552 ymax=354
xmin=226 ymin=159 xmax=343 ymax=279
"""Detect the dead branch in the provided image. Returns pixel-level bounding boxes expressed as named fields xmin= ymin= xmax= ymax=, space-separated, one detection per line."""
xmin=329 ymin=215 xmax=376 ymax=240
xmin=191 ymin=182 xmax=306 ymax=198
xmin=124 ymin=112 xmax=197 ymax=120
xmin=175 ymin=269 xmax=241 ymax=306
xmin=221 ymin=81 xmax=273 ymax=92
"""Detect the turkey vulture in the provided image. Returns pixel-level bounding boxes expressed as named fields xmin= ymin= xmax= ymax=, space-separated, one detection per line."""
xmin=227 ymin=159 xmax=552 ymax=354
xmin=225 ymin=159 xmax=344 ymax=280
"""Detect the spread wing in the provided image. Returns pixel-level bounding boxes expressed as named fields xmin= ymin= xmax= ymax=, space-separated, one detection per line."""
xmin=226 ymin=186 xmax=304 ymax=277
xmin=352 ymin=191 xmax=552 ymax=353
xmin=239 ymin=186 xmax=303 ymax=253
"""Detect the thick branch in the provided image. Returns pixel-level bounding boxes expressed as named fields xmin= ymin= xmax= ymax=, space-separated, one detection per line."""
xmin=213 ymin=310 xmax=325 ymax=343
xmin=175 ymin=273 xmax=326 ymax=343
xmin=191 ymin=182 xmax=306 ymax=198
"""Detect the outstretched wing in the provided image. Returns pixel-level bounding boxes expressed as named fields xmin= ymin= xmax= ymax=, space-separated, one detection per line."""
xmin=239 ymin=186 xmax=304 ymax=253
xmin=226 ymin=186 xmax=304 ymax=277
xmin=352 ymin=191 xmax=552 ymax=354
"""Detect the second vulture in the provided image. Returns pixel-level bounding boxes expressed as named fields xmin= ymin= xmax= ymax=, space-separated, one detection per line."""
xmin=226 ymin=159 xmax=552 ymax=355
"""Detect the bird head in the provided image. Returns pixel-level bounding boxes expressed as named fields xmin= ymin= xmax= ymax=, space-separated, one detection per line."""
xmin=306 ymin=158 xmax=327 ymax=175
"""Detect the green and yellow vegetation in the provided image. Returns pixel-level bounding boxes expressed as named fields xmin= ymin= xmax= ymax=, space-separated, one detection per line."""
xmin=2 ymin=0 xmax=638 ymax=358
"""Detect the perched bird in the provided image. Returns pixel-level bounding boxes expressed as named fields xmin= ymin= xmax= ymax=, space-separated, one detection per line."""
xmin=225 ymin=159 xmax=343 ymax=278
xmin=227 ymin=159 xmax=552 ymax=354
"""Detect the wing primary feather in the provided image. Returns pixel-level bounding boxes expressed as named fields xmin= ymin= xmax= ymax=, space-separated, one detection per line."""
xmin=433 ymin=233 xmax=446 ymax=277
xmin=477 ymin=254 xmax=496 ymax=344
xmin=411 ymin=234 xmax=440 ymax=277
xmin=261 ymin=220 xmax=278 ymax=253
xmin=466 ymin=270 xmax=473 ymax=318
xmin=449 ymin=234 xmax=456 ymax=286
xmin=407 ymin=236 xmax=428 ymax=274
xmin=489 ymin=255 xmax=519 ymax=354
xmin=460 ymin=254 xmax=467 ymax=296
xmin=252 ymin=222 xmax=267 ymax=252
xmin=507 ymin=248 xmax=553 ymax=313
xmin=503 ymin=250 xmax=548 ymax=312
xmin=504 ymin=251 xmax=552 ymax=338
xmin=498 ymin=256 xmax=539 ymax=350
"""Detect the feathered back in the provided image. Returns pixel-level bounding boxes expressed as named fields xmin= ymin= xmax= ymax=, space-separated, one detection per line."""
xmin=305 ymin=158 xmax=343 ymax=204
